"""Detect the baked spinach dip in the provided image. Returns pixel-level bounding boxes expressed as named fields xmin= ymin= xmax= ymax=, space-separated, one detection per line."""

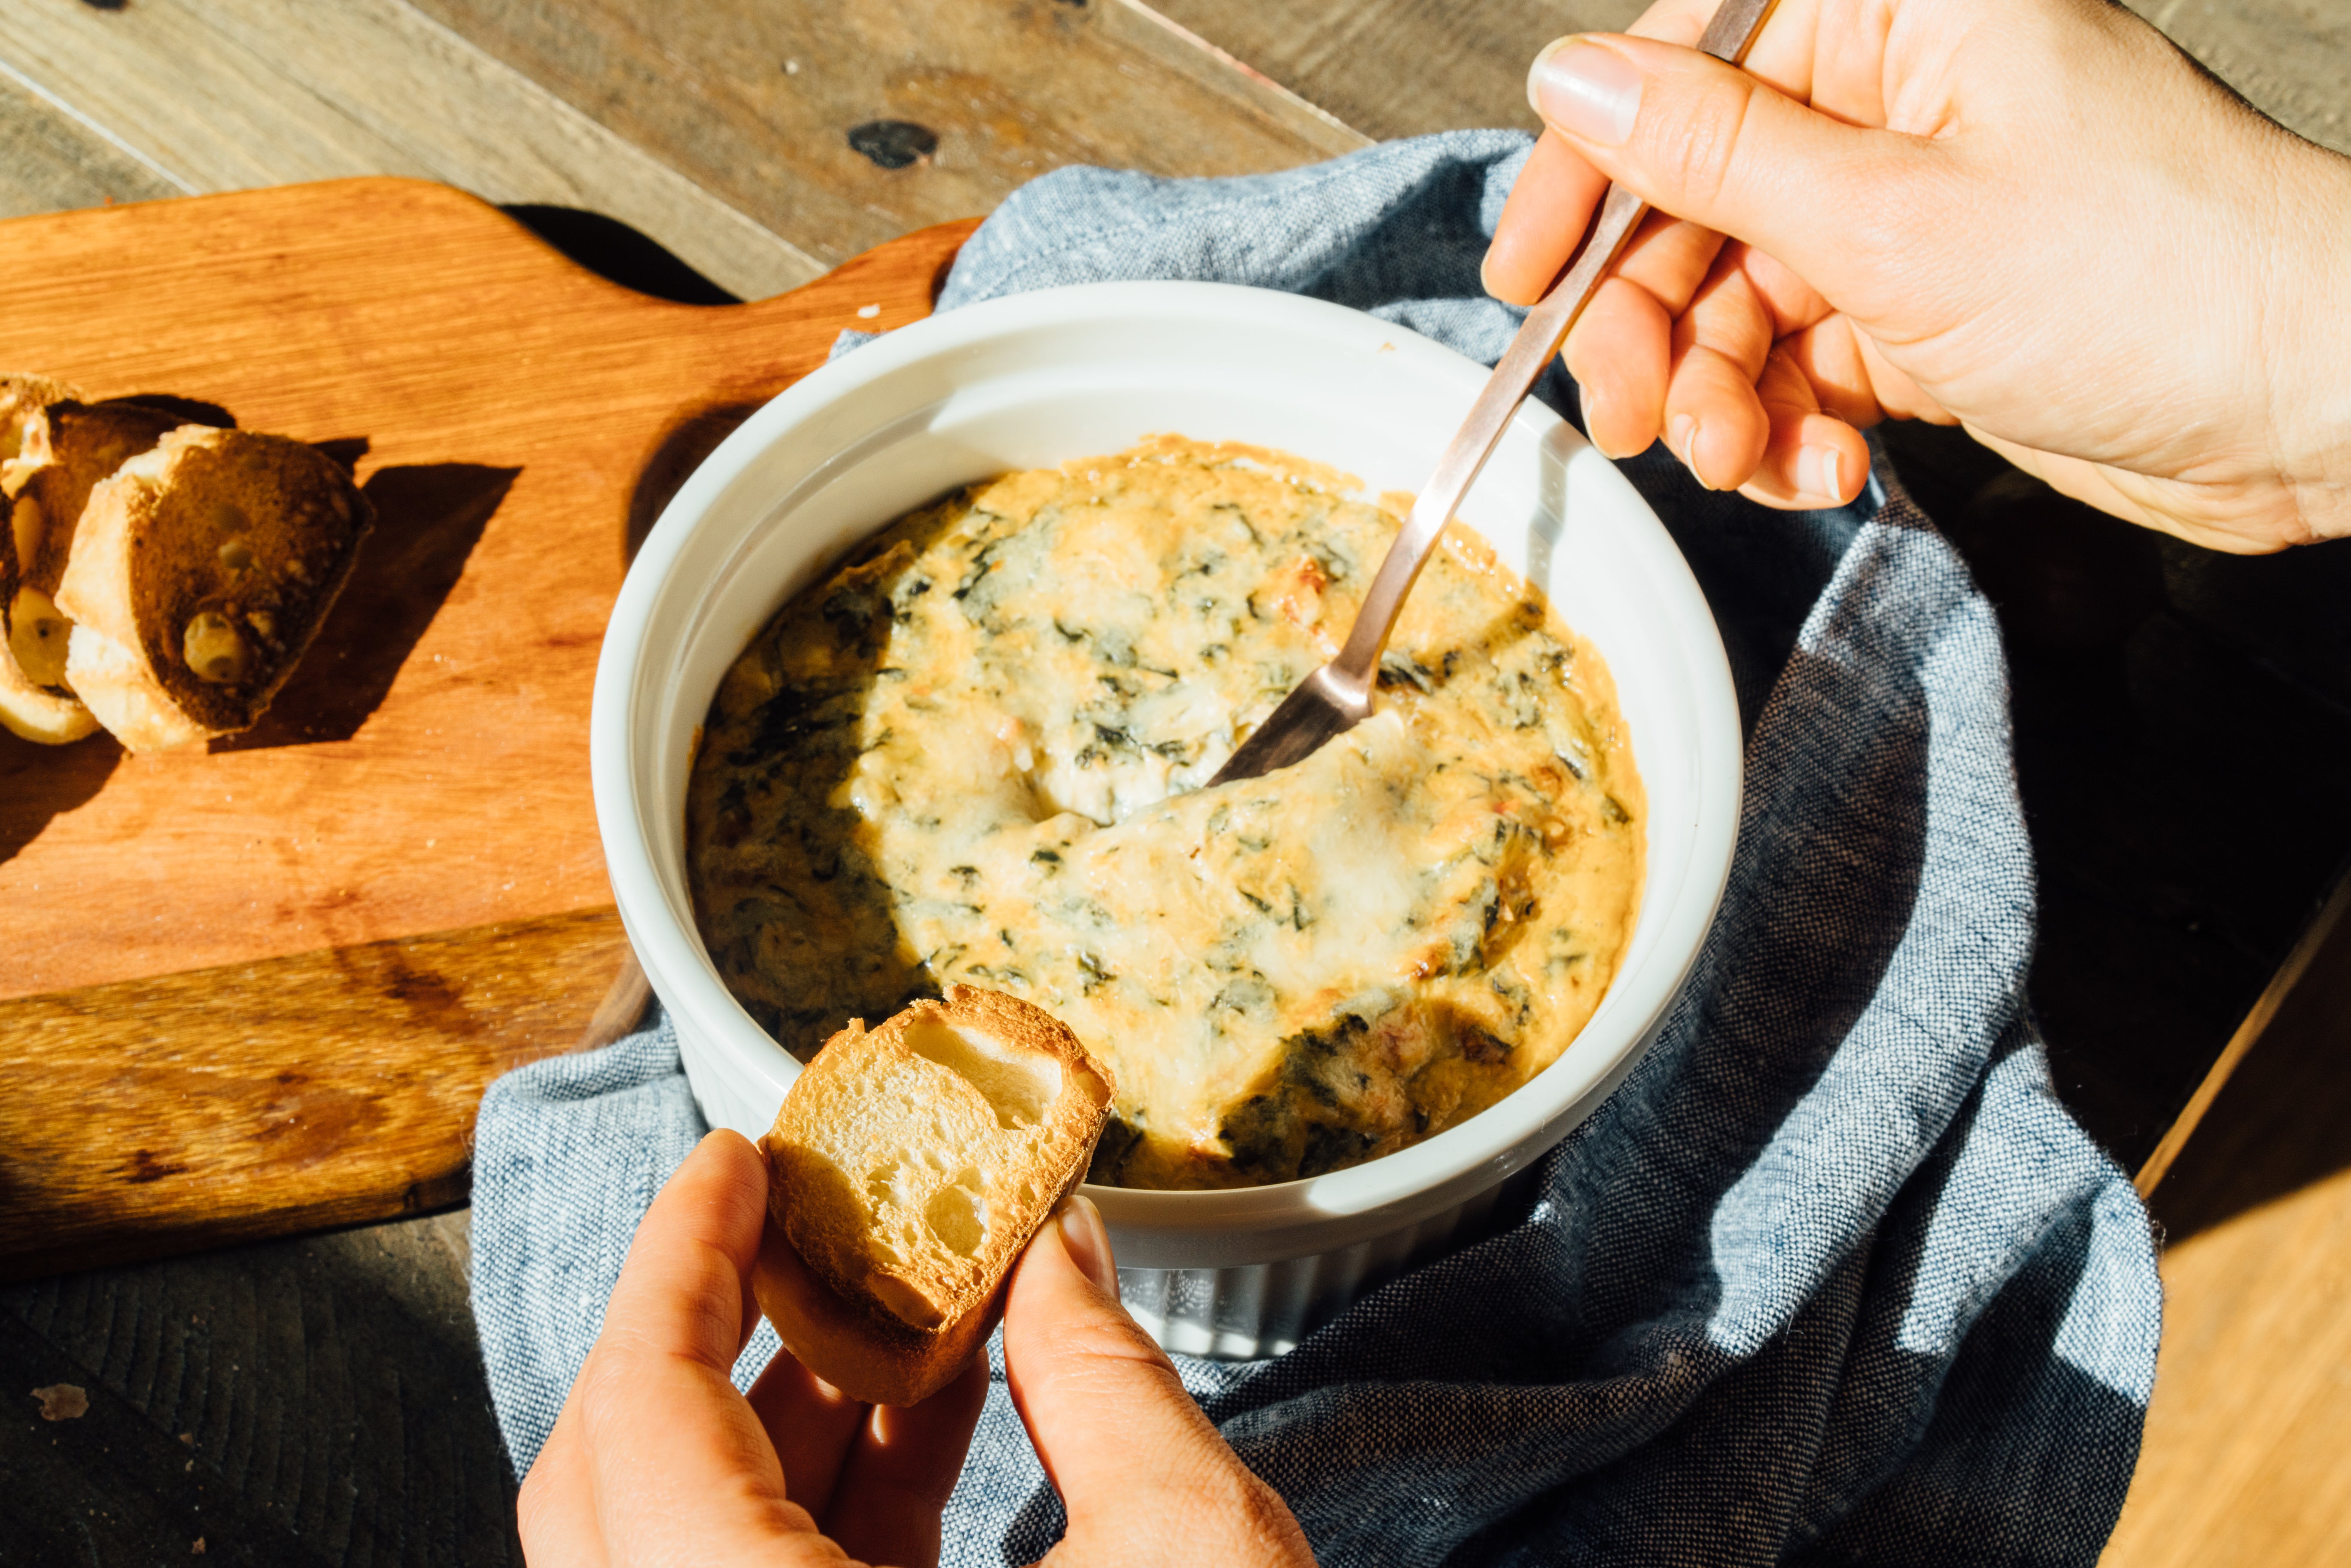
xmin=688 ymin=438 xmax=1644 ymax=1190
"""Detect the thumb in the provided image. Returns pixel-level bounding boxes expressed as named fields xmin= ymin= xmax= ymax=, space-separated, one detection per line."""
xmin=1002 ymin=1197 xmax=1311 ymax=1566
xmin=1528 ymin=33 xmax=1918 ymax=309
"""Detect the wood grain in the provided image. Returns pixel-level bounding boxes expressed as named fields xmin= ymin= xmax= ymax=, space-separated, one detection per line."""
xmin=410 ymin=0 xmax=1362 ymax=269
xmin=2128 ymin=0 xmax=2351 ymax=156
xmin=2101 ymin=888 xmax=2351 ymax=1566
xmin=1152 ymin=0 xmax=1640 ymax=140
xmin=0 ymin=181 xmax=971 ymax=999
xmin=3 ymin=1210 xmax=519 ymax=1565
xmin=1150 ymin=0 xmax=2350 ymax=156
xmin=0 ymin=70 xmax=179 ymax=222
xmin=0 ymin=6 xmax=2341 ymax=1561
xmin=0 ymin=1306 xmax=333 ymax=1565
xmin=0 ymin=183 xmax=974 ymax=1278
xmin=0 ymin=0 xmax=824 ymax=299
xmin=0 ymin=908 xmax=631 ymax=1282
xmin=1094 ymin=0 xmax=1368 ymax=156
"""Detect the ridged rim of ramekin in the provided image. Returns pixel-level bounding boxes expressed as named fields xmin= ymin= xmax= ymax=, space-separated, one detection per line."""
xmin=593 ymin=281 xmax=1742 ymax=1259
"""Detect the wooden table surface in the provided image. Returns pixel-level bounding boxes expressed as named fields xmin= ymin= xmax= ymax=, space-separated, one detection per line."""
xmin=1 ymin=2 xmax=2346 ymax=1562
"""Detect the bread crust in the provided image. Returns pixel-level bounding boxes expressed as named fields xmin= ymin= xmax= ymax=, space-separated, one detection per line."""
xmin=0 ymin=640 xmax=97 ymax=744
xmin=4 ymin=400 xmax=182 ymax=596
xmin=0 ymin=378 xmax=98 ymax=744
xmin=754 ymin=985 xmax=1114 ymax=1406
xmin=57 ymin=426 xmax=372 ymax=751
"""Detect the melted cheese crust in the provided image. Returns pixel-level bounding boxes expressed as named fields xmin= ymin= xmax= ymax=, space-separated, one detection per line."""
xmin=688 ymin=438 xmax=1644 ymax=1189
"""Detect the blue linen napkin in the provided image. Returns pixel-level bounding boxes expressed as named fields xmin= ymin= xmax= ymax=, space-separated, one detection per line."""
xmin=471 ymin=131 xmax=2161 ymax=1566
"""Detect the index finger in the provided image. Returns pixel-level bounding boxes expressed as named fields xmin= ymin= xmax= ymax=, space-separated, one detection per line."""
xmin=1625 ymin=0 xmax=1823 ymax=94
xmin=1486 ymin=0 xmax=1712 ymax=305
xmin=1486 ymin=0 xmax=1833 ymax=306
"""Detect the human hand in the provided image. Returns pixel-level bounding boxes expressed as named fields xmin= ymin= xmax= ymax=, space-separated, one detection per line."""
xmin=517 ymin=1130 xmax=1314 ymax=1567
xmin=1484 ymin=0 xmax=2351 ymax=552
xmin=519 ymin=1130 xmax=988 ymax=1567
xmin=998 ymin=1178 xmax=1314 ymax=1567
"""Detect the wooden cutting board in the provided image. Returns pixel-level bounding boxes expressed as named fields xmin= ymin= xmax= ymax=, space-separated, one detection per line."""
xmin=0 ymin=179 xmax=977 ymax=1281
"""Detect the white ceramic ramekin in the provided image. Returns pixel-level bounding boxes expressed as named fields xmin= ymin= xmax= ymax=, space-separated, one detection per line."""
xmin=592 ymin=281 xmax=1741 ymax=1360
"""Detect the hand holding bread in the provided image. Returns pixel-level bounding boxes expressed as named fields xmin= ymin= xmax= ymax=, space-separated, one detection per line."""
xmin=521 ymin=1006 xmax=1314 ymax=1567
xmin=754 ymin=985 xmax=1115 ymax=1407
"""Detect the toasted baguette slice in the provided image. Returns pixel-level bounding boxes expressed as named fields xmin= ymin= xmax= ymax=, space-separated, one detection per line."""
xmin=752 ymin=986 xmax=1116 ymax=1406
xmin=58 ymin=427 xmax=372 ymax=752
xmin=5 ymin=400 xmax=183 ymax=594
xmin=0 ymin=374 xmax=82 ymax=466
xmin=0 ymin=379 xmax=101 ymax=743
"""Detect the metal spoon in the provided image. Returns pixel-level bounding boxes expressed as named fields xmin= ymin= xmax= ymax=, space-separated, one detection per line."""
xmin=1206 ymin=0 xmax=1779 ymax=788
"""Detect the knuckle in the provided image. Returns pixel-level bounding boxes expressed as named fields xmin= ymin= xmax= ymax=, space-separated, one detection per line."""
xmin=1033 ymin=1298 xmax=1179 ymax=1374
xmin=1235 ymin=1483 xmax=1313 ymax=1565
xmin=1648 ymin=73 xmax=1760 ymax=213
xmin=570 ymin=1340 xmax=649 ymax=1432
xmin=513 ymin=1454 xmax=576 ymax=1556
xmin=1187 ymin=1466 xmax=1313 ymax=1566
xmin=1022 ymin=1308 xmax=1208 ymax=1415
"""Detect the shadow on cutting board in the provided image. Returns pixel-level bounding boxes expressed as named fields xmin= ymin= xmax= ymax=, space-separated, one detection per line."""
xmin=501 ymin=204 xmax=739 ymax=307
xmin=627 ymin=401 xmax=762 ymax=565
xmin=221 ymin=460 xmax=519 ymax=751
xmin=0 ymin=730 xmax=119 ymax=867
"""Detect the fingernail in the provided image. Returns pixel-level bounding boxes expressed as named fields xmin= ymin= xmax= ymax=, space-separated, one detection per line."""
xmin=1798 ymin=445 xmax=1843 ymax=501
xmin=1670 ymin=414 xmax=1711 ymax=490
xmin=1056 ymin=1194 xmax=1118 ymax=1295
xmin=1529 ymin=39 xmax=1642 ymax=146
xmin=1575 ymin=380 xmax=1618 ymax=459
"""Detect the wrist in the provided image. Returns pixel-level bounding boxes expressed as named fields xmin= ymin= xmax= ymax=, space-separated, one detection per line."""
xmin=2263 ymin=140 xmax=2351 ymax=544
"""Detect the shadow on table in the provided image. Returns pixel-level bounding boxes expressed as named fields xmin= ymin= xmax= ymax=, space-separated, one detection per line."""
xmin=1881 ymin=423 xmax=2351 ymax=1178
xmin=0 ymin=1213 xmax=522 ymax=1565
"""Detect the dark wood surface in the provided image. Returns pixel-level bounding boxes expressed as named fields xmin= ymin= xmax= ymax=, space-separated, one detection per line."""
xmin=2105 ymin=878 xmax=2351 ymax=1563
xmin=4 ymin=1212 xmax=517 ymax=1568
xmin=1 ymin=3 xmax=2346 ymax=1564
xmin=1881 ymin=423 xmax=2351 ymax=1170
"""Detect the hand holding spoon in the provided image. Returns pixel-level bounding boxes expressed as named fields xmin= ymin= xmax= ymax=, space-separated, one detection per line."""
xmin=1206 ymin=0 xmax=1778 ymax=788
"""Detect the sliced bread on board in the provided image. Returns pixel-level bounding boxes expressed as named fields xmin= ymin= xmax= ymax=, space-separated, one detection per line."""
xmin=753 ymin=985 xmax=1116 ymax=1406
xmin=57 ymin=426 xmax=372 ymax=752
xmin=0 ymin=392 xmax=171 ymax=744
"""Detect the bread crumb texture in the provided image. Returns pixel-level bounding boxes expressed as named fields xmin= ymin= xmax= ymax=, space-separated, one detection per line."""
xmin=765 ymin=985 xmax=1112 ymax=1332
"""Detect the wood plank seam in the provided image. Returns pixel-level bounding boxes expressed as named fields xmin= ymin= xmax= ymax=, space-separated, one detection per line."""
xmin=0 ymin=0 xmax=826 ymax=300
xmin=362 ymin=0 xmax=830 ymax=293
xmin=1099 ymin=0 xmax=1372 ymax=156
xmin=407 ymin=0 xmax=1360 ymax=271
xmin=0 ymin=52 xmax=196 ymax=201
xmin=2135 ymin=860 xmax=2351 ymax=1197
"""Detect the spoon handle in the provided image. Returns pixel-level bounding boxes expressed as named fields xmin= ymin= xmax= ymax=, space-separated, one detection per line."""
xmin=1325 ymin=0 xmax=1781 ymax=703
